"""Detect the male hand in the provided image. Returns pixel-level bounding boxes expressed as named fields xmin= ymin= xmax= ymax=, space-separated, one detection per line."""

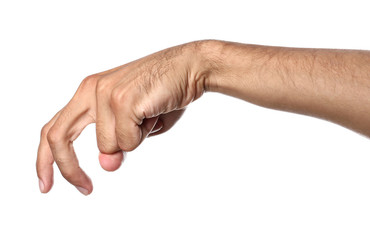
xmin=36 ymin=39 xmax=370 ymax=195
xmin=36 ymin=41 xmax=209 ymax=195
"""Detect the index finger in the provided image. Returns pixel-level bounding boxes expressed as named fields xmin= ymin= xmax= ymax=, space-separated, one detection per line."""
xmin=44 ymin=77 xmax=97 ymax=195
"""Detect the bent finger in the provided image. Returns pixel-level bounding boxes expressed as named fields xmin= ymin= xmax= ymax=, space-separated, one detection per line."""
xmin=111 ymin=88 xmax=143 ymax=151
xmin=47 ymin=105 xmax=94 ymax=195
xmin=47 ymin=79 xmax=97 ymax=194
xmin=96 ymin=79 xmax=124 ymax=171
xmin=36 ymin=111 xmax=61 ymax=193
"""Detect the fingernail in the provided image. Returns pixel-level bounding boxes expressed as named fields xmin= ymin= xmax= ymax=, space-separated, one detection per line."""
xmin=76 ymin=186 xmax=89 ymax=196
xmin=39 ymin=178 xmax=45 ymax=193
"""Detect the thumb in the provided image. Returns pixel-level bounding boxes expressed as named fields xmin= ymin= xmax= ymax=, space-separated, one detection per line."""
xmin=99 ymin=151 xmax=125 ymax=172
xmin=98 ymin=117 xmax=156 ymax=172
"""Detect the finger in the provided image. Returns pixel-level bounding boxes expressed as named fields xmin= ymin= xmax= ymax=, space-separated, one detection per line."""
xmin=111 ymin=87 xmax=159 ymax=151
xmin=96 ymin=78 xmax=124 ymax=171
xmin=47 ymin=98 xmax=95 ymax=195
xmin=113 ymin=101 xmax=158 ymax=151
xmin=36 ymin=111 xmax=61 ymax=193
xmin=45 ymin=76 xmax=100 ymax=195
xmin=111 ymin=88 xmax=143 ymax=151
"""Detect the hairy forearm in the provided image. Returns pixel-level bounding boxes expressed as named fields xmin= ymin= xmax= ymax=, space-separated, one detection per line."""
xmin=199 ymin=40 xmax=370 ymax=137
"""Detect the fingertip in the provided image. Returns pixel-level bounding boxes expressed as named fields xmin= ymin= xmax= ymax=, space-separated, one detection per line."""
xmin=76 ymin=186 xmax=91 ymax=196
xmin=36 ymin=147 xmax=55 ymax=194
xmin=99 ymin=151 xmax=125 ymax=172
xmin=38 ymin=174 xmax=54 ymax=194
xmin=76 ymin=175 xmax=93 ymax=195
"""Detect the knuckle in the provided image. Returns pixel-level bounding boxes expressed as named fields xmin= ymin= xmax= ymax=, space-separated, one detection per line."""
xmin=61 ymin=169 xmax=75 ymax=180
xmin=46 ymin=127 xmax=65 ymax=146
xmin=111 ymin=88 xmax=125 ymax=108
xmin=80 ymin=74 xmax=100 ymax=91
xmin=96 ymin=77 xmax=112 ymax=96
xmin=40 ymin=124 xmax=49 ymax=138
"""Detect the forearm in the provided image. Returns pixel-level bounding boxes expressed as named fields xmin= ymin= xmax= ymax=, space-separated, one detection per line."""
xmin=199 ymin=40 xmax=370 ymax=137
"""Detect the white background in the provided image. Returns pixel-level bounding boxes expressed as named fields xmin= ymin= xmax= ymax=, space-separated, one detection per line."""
xmin=1 ymin=0 xmax=369 ymax=239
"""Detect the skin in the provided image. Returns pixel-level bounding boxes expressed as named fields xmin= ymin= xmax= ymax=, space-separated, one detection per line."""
xmin=36 ymin=40 xmax=370 ymax=195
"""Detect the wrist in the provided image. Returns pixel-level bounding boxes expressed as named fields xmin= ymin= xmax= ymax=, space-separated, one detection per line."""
xmin=190 ymin=41 xmax=286 ymax=108
xmin=186 ymin=40 xmax=275 ymax=104
xmin=192 ymin=40 xmax=225 ymax=93
xmin=185 ymin=40 xmax=227 ymax=100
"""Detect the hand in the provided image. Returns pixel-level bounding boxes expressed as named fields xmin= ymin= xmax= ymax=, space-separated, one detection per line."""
xmin=37 ymin=39 xmax=370 ymax=195
xmin=36 ymin=41 xmax=210 ymax=195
